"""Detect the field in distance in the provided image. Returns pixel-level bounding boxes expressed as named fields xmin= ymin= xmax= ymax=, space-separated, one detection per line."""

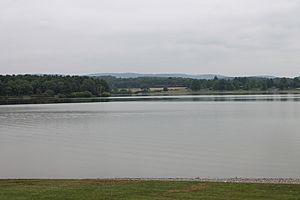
xmin=1 ymin=179 xmax=300 ymax=200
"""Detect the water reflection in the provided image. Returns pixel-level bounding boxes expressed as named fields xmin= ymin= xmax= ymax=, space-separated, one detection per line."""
xmin=103 ymin=94 xmax=300 ymax=102
xmin=1 ymin=94 xmax=300 ymax=105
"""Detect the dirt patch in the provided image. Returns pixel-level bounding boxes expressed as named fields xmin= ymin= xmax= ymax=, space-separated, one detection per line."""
xmin=166 ymin=183 xmax=209 ymax=194
xmin=72 ymin=179 xmax=144 ymax=186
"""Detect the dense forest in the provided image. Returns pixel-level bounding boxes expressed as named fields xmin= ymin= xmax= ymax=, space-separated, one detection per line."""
xmin=0 ymin=75 xmax=110 ymax=97
xmin=100 ymin=76 xmax=300 ymax=93
xmin=188 ymin=76 xmax=300 ymax=91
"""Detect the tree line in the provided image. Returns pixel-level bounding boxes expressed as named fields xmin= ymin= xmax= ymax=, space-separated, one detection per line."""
xmin=189 ymin=77 xmax=300 ymax=91
xmin=100 ymin=76 xmax=300 ymax=92
xmin=1 ymin=75 xmax=299 ymax=97
xmin=0 ymin=75 xmax=110 ymax=97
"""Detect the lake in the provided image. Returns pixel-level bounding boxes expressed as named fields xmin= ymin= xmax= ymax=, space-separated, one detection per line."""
xmin=0 ymin=95 xmax=300 ymax=179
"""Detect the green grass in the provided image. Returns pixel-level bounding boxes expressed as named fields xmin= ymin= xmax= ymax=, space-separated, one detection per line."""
xmin=0 ymin=180 xmax=300 ymax=200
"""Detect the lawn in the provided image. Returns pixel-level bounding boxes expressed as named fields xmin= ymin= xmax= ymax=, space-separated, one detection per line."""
xmin=0 ymin=179 xmax=300 ymax=200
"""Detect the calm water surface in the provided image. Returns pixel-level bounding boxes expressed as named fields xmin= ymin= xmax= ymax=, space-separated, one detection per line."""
xmin=0 ymin=95 xmax=300 ymax=178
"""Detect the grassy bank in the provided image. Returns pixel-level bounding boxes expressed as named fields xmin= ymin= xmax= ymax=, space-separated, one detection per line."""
xmin=1 ymin=179 xmax=300 ymax=200
xmin=1 ymin=90 xmax=300 ymax=105
xmin=146 ymin=89 xmax=300 ymax=96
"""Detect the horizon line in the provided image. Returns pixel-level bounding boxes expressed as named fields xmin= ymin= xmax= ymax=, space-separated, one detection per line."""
xmin=0 ymin=72 xmax=299 ymax=78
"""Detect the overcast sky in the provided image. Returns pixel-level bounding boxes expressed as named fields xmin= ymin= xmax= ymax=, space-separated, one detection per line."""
xmin=0 ymin=0 xmax=299 ymax=76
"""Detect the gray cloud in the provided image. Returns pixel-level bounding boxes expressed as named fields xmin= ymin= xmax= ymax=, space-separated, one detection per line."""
xmin=0 ymin=0 xmax=300 ymax=76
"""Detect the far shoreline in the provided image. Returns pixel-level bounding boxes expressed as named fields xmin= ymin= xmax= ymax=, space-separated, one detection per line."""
xmin=1 ymin=91 xmax=300 ymax=105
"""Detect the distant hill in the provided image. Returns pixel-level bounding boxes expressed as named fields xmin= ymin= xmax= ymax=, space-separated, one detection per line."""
xmin=89 ymin=73 xmax=230 ymax=80
xmin=88 ymin=73 xmax=281 ymax=80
